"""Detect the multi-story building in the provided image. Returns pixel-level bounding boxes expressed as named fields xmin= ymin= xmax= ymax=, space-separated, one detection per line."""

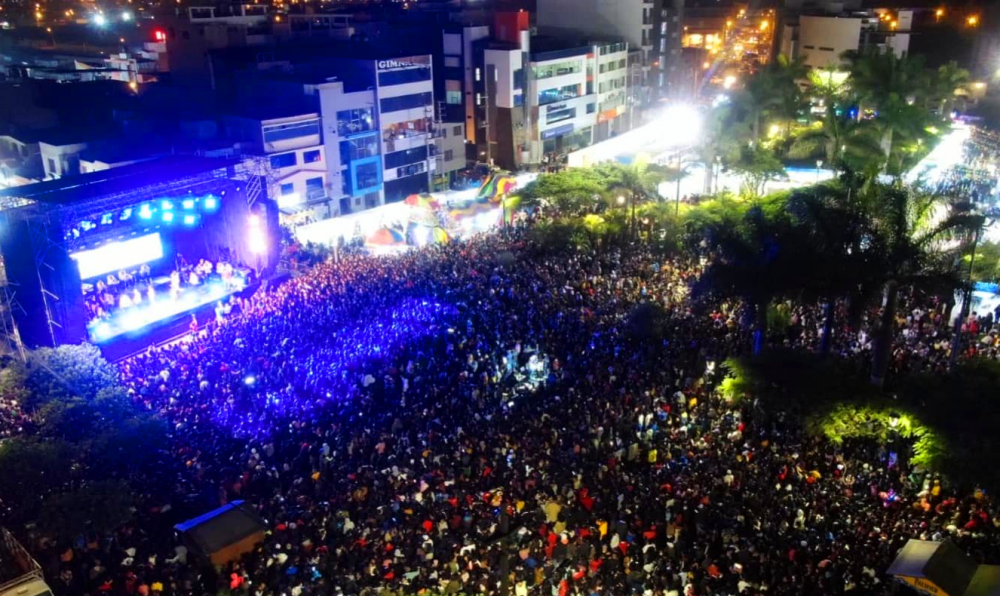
xmin=298 ymin=52 xmax=438 ymax=212
xmin=483 ymin=34 xmax=630 ymax=169
xmin=223 ymin=108 xmax=331 ymax=217
xmin=440 ymin=23 xmax=492 ymax=161
xmin=536 ymin=0 xmax=671 ymax=104
xmin=779 ymin=10 xmax=913 ymax=71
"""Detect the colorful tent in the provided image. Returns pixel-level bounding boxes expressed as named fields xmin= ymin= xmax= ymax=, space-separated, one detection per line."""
xmin=476 ymin=173 xmax=517 ymax=204
xmin=404 ymin=193 xmax=443 ymax=210
xmin=367 ymin=227 xmax=405 ymax=246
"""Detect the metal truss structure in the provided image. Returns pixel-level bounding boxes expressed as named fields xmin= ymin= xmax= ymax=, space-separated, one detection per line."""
xmin=0 ymin=166 xmax=240 ymax=348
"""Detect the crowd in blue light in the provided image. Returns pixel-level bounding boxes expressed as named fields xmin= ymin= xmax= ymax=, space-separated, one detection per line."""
xmin=28 ymin=228 xmax=1000 ymax=596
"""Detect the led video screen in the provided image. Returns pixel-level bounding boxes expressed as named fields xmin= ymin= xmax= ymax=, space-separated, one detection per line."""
xmin=71 ymin=232 xmax=164 ymax=280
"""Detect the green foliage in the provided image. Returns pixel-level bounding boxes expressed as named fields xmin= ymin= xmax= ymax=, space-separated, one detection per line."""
xmin=0 ymin=438 xmax=75 ymax=517
xmin=3 ymin=344 xmax=119 ymax=409
xmin=766 ymin=303 xmax=792 ymax=334
xmin=0 ymin=344 xmax=169 ymax=540
xmin=965 ymin=241 xmax=1000 ymax=282
xmin=518 ymin=168 xmax=607 ymax=216
xmin=718 ymin=351 xmax=1000 ymax=493
xmin=730 ymin=146 xmax=787 ymax=198
xmin=527 ymin=219 xmax=592 ymax=253
xmin=39 ymin=480 xmax=134 ymax=541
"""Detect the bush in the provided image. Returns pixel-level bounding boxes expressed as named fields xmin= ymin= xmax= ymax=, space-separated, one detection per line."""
xmin=718 ymin=351 xmax=1000 ymax=493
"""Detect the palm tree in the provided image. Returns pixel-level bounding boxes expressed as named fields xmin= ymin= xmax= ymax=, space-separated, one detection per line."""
xmin=696 ymin=106 xmax=742 ymax=194
xmin=931 ymin=61 xmax=970 ymax=117
xmin=843 ymin=48 xmax=932 ymax=161
xmin=599 ymin=162 xmax=682 ymax=232
xmin=737 ymin=54 xmax=808 ymax=147
xmin=696 ymin=202 xmax=809 ymax=355
xmin=863 ymin=184 xmax=973 ymax=387
xmin=786 ymin=184 xmax=883 ymax=356
xmin=791 ymin=68 xmax=884 ymax=169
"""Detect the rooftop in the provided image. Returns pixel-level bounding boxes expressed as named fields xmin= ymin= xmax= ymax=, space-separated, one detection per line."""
xmin=0 ymin=155 xmax=237 ymax=207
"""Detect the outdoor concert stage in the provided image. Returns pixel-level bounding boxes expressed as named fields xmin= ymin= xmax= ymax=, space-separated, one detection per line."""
xmin=0 ymin=157 xmax=280 ymax=349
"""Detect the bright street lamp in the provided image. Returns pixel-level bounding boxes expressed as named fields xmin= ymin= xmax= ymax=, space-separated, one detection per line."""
xmin=657 ymin=103 xmax=702 ymax=148
xmin=616 ymin=195 xmax=626 ymax=206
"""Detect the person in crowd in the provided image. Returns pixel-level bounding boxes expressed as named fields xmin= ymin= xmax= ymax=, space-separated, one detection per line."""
xmin=10 ymin=226 xmax=1000 ymax=596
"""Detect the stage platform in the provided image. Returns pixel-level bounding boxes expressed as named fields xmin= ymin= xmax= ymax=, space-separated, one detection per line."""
xmin=96 ymin=273 xmax=289 ymax=362
xmin=89 ymin=279 xmax=247 ymax=344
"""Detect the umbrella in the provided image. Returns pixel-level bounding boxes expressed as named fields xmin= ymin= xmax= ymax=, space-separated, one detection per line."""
xmin=367 ymin=227 xmax=405 ymax=246
xmin=404 ymin=193 xmax=441 ymax=210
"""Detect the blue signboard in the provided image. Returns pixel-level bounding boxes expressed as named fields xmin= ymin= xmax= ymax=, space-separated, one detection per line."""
xmin=541 ymin=123 xmax=574 ymax=140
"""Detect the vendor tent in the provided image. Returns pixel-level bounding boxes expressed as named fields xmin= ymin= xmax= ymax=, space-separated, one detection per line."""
xmin=887 ymin=539 xmax=1000 ymax=596
xmin=174 ymin=501 xmax=266 ymax=566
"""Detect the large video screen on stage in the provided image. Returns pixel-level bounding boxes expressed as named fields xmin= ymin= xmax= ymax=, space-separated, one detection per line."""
xmin=71 ymin=232 xmax=165 ymax=280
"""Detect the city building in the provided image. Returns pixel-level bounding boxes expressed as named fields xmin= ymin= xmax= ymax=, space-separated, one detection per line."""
xmin=536 ymin=0 xmax=671 ymax=104
xmin=778 ymin=10 xmax=913 ymax=71
xmin=482 ymin=33 xmax=630 ymax=169
xmin=223 ymin=108 xmax=332 ymax=218
xmin=440 ymin=23 xmax=492 ymax=160
xmin=315 ymin=54 xmax=438 ymax=207
xmin=0 ymin=131 xmax=43 ymax=188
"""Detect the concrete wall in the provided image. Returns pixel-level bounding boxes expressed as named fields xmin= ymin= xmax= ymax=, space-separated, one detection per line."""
xmin=798 ymin=16 xmax=862 ymax=69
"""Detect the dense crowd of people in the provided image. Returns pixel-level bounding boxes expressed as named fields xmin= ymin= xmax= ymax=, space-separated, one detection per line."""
xmin=8 ymin=227 xmax=1000 ymax=596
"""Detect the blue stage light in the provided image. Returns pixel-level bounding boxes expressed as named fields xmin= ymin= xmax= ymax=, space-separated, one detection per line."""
xmin=183 ymin=214 xmax=197 ymax=225
xmin=100 ymin=213 xmax=114 ymax=225
xmin=120 ymin=208 xmax=133 ymax=221
xmin=161 ymin=200 xmax=174 ymax=211
xmin=204 ymin=196 xmax=218 ymax=210
xmin=182 ymin=199 xmax=196 ymax=209
xmin=139 ymin=204 xmax=154 ymax=219
xmin=162 ymin=212 xmax=174 ymax=223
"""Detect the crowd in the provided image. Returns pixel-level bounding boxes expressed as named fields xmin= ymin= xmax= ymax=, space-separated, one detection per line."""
xmin=10 ymin=227 xmax=1000 ymax=596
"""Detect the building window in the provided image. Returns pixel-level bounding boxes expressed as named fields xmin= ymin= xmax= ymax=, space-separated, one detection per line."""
xmin=303 ymin=149 xmax=322 ymax=163
xmin=339 ymin=133 xmax=380 ymax=166
xmin=586 ymin=103 xmax=596 ymax=114
xmin=446 ymin=91 xmax=462 ymax=104
xmin=453 ymin=125 xmax=462 ymax=136
xmin=532 ymin=60 xmax=581 ymax=80
xmin=379 ymin=92 xmax=433 ymax=113
xmin=306 ymin=176 xmax=324 ymax=199
xmin=280 ymin=182 xmax=295 ymax=195
xmin=270 ymin=152 xmax=297 ymax=169
xmin=444 ymin=149 xmax=454 ymax=161
xmin=546 ymin=106 xmax=576 ymax=124
xmin=353 ymin=159 xmax=381 ymax=193
xmin=383 ymin=117 xmax=432 ymax=141
xmin=444 ymin=56 xmax=460 ymax=67
xmin=262 ymin=120 xmax=320 ymax=145
xmin=377 ymin=67 xmax=432 ymax=87
xmin=538 ymin=84 xmax=581 ymax=105
xmin=475 ymin=67 xmax=481 ymax=81
xmin=396 ymin=162 xmax=427 ymax=179
xmin=336 ymin=108 xmax=375 ymax=136
xmin=385 ymin=145 xmax=428 ymax=169
xmin=47 ymin=158 xmax=56 ymax=174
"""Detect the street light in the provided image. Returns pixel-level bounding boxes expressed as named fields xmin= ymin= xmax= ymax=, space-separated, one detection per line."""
xmin=967 ymin=14 xmax=979 ymax=27
xmin=616 ymin=195 xmax=626 ymax=206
